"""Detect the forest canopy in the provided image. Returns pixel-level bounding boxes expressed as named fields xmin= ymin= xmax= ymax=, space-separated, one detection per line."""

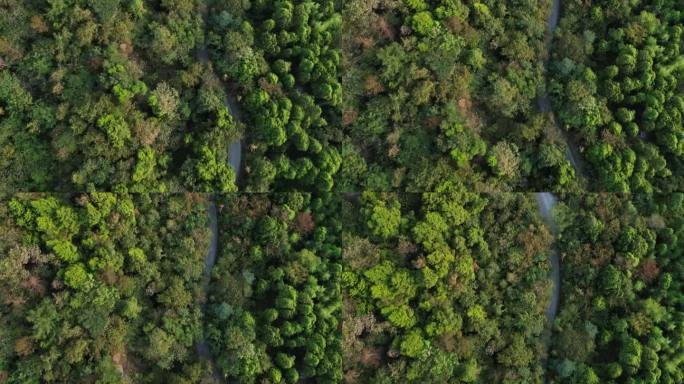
xmin=550 ymin=0 xmax=684 ymax=192
xmin=0 ymin=0 xmax=241 ymax=193
xmin=0 ymin=193 xmax=214 ymax=383
xmin=339 ymin=0 xmax=581 ymax=192
xmin=3 ymin=0 xmax=684 ymax=383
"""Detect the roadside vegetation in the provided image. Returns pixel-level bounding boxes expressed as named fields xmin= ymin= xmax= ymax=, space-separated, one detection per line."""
xmin=341 ymin=0 xmax=579 ymax=192
xmin=0 ymin=193 xmax=213 ymax=383
xmin=342 ymin=191 xmax=553 ymax=383
xmin=0 ymin=0 xmax=241 ymax=192
xmin=550 ymin=1 xmax=684 ymax=192
xmin=2 ymin=1 xmax=684 ymax=383
xmin=547 ymin=192 xmax=684 ymax=383
xmin=206 ymin=1 xmax=343 ymax=192
xmin=204 ymin=193 xmax=344 ymax=383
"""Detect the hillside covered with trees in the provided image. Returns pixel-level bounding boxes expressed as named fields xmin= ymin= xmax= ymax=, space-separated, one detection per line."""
xmin=3 ymin=192 xmax=684 ymax=383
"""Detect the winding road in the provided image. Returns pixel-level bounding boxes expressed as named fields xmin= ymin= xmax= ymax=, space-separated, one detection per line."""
xmin=195 ymin=0 xmax=570 ymax=381
xmin=195 ymin=3 xmax=243 ymax=382
xmin=196 ymin=3 xmax=243 ymax=181
xmin=536 ymin=0 xmax=577 ymax=377
xmin=537 ymin=0 xmax=564 ymax=331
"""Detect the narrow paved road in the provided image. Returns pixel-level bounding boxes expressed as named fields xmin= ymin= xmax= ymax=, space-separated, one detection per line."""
xmin=197 ymin=200 xmax=223 ymax=382
xmin=225 ymin=93 xmax=244 ymax=184
xmin=537 ymin=0 xmax=573 ymax=379
xmin=195 ymin=3 xmax=244 ymax=382
xmin=536 ymin=192 xmax=561 ymax=325
xmin=538 ymin=0 xmax=564 ymax=331
xmin=536 ymin=191 xmax=561 ymax=382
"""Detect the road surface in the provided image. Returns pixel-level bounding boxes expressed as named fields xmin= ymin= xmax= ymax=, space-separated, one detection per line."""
xmin=197 ymin=200 xmax=223 ymax=382
xmin=536 ymin=192 xmax=561 ymax=326
xmin=537 ymin=0 xmax=569 ymax=379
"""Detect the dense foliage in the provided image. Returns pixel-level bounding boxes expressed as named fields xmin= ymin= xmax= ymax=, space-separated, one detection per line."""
xmin=204 ymin=193 xmax=343 ymax=382
xmin=0 ymin=0 xmax=241 ymax=192
xmin=548 ymin=193 xmax=684 ymax=383
xmin=551 ymin=0 xmax=684 ymax=192
xmin=343 ymin=191 xmax=553 ymax=383
xmin=0 ymin=193 xmax=213 ymax=383
xmin=341 ymin=0 xmax=580 ymax=192
xmin=207 ymin=0 xmax=343 ymax=192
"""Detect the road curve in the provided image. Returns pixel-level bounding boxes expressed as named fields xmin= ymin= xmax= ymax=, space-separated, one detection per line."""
xmin=197 ymin=3 xmax=243 ymax=183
